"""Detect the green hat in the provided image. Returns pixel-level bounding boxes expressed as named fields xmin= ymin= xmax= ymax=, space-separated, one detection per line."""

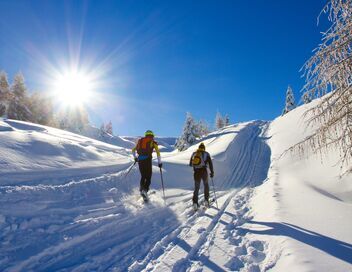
xmin=145 ymin=130 xmax=154 ymax=137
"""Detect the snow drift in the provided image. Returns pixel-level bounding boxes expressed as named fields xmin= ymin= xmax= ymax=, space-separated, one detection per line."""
xmin=0 ymin=119 xmax=131 ymax=185
xmin=249 ymin=99 xmax=352 ymax=272
xmin=0 ymin=97 xmax=351 ymax=271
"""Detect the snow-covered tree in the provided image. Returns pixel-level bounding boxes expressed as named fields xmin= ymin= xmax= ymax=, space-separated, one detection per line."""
xmin=57 ymin=106 xmax=89 ymax=134
xmin=0 ymin=71 xmax=10 ymax=117
xmin=297 ymin=0 xmax=352 ymax=174
xmin=7 ymin=73 xmax=31 ymax=121
xmin=194 ymin=119 xmax=210 ymax=138
xmin=28 ymin=92 xmax=54 ymax=126
xmin=215 ymin=111 xmax=224 ymax=129
xmin=301 ymin=91 xmax=312 ymax=104
xmin=105 ymin=121 xmax=113 ymax=135
xmin=99 ymin=123 xmax=106 ymax=137
xmin=282 ymin=85 xmax=296 ymax=115
xmin=0 ymin=104 xmax=5 ymax=116
xmin=175 ymin=112 xmax=197 ymax=151
xmin=224 ymin=114 xmax=230 ymax=126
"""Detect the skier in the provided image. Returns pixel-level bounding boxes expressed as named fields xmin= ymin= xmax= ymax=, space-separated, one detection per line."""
xmin=189 ymin=142 xmax=214 ymax=209
xmin=132 ymin=130 xmax=162 ymax=201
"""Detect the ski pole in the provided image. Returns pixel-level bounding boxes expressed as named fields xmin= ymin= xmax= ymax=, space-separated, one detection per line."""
xmin=124 ymin=161 xmax=136 ymax=179
xmin=159 ymin=167 xmax=166 ymax=201
xmin=211 ymin=177 xmax=219 ymax=209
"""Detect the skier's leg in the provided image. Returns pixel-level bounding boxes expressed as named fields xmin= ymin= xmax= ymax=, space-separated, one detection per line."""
xmin=139 ymin=160 xmax=147 ymax=192
xmin=203 ymin=170 xmax=210 ymax=202
xmin=145 ymin=158 xmax=152 ymax=192
xmin=193 ymin=171 xmax=201 ymax=205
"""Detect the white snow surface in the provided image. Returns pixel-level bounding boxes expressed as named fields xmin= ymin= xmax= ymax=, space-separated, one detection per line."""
xmin=0 ymin=99 xmax=351 ymax=271
xmin=0 ymin=119 xmax=131 ymax=185
xmin=249 ymin=101 xmax=352 ymax=272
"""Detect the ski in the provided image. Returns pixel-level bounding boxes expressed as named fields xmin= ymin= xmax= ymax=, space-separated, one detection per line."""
xmin=193 ymin=198 xmax=215 ymax=212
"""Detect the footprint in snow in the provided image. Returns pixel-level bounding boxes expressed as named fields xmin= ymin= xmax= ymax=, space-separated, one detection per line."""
xmin=233 ymin=245 xmax=247 ymax=256
xmin=225 ymin=256 xmax=244 ymax=271
xmin=197 ymin=227 xmax=206 ymax=234
xmin=248 ymin=240 xmax=265 ymax=252
xmin=246 ymin=264 xmax=261 ymax=272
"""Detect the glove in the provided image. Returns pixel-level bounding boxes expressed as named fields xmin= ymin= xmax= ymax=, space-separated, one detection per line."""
xmin=158 ymin=163 xmax=163 ymax=168
xmin=210 ymin=172 xmax=214 ymax=178
xmin=134 ymin=158 xmax=138 ymax=163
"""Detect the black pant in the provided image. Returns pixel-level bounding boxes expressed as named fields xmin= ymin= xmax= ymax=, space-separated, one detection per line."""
xmin=193 ymin=168 xmax=209 ymax=204
xmin=138 ymin=158 xmax=152 ymax=192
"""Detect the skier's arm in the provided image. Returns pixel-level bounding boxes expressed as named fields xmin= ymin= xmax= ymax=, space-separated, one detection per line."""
xmin=207 ymin=154 xmax=214 ymax=175
xmin=189 ymin=153 xmax=194 ymax=167
xmin=153 ymin=142 xmax=162 ymax=165
xmin=132 ymin=145 xmax=138 ymax=160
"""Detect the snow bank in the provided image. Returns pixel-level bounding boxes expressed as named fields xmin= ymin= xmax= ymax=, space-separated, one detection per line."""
xmin=0 ymin=119 xmax=132 ymax=185
xmin=1 ymin=97 xmax=351 ymax=271
xmin=249 ymin=99 xmax=352 ymax=271
xmin=81 ymin=124 xmax=136 ymax=149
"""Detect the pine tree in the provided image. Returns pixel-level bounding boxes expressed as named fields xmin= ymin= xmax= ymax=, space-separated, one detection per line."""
xmin=105 ymin=121 xmax=113 ymax=135
xmin=28 ymin=92 xmax=54 ymax=125
xmin=215 ymin=111 xmax=224 ymax=129
xmin=282 ymin=85 xmax=296 ymax=115
xmin=224 ymin=114 xmax=230 ymax=126
xmin=57 ymin=106 xmax=89 ymax=134
xmin=195 ymin=119 xmax=210 ymax=138
xmin=7 ymin=73 xmax=31 ymax=121
xmin=99 ymin=123 xmax=106 ymax=137
xmin=301 ymin=92 xmax=312 ymax=104
xmin=175 ymin=112 xmax=197 ymax=151
xmin=0 ymin=71 xmax=10 ymax=117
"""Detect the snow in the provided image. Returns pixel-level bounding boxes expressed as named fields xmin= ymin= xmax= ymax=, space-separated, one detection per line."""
xmin=249 ymin=100 xmax=352 ymax=272
xmin=81 ymin=124 xmax=136 ymax=149
xmin=0 ymin=98 xmax=351 ymax=271
xmin=0 ymin=119 xmax=131 ymax=185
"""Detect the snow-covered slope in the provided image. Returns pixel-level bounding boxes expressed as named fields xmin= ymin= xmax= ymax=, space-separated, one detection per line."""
xmin=0 ymin=119 xmax=272 ymax=271
xmin=80 ymin=124 xmax=136 ymax=149
xmin=0 ymin=119 xmax=131 ymax=185
xmin=0 ymin=98 xmax=351 ymax=271
xmin=249 ymin=101 xmax=352 ymax=272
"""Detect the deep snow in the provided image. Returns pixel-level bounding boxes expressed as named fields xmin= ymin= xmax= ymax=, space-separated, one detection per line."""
xmin=248 ymin=101 xmax=352 ymax=272
xmin=0 ymin=119 xmax=131 ymax=185
xmin=0 ymin=98 xmax=351 ymax=271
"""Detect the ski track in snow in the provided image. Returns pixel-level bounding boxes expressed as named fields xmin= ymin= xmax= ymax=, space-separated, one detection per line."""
xmin=0 ymin=121 xmax=271 ymax=271
xmin=129 ymin=121 xmax=272 ymax=272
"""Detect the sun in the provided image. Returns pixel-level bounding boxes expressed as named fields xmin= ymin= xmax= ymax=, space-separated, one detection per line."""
xmin=53 ymin=70 xmax=94 ymax=107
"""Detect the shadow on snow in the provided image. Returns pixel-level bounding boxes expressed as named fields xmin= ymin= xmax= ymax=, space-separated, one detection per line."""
xmin=239 ymin=221 xmax=352 ymax=264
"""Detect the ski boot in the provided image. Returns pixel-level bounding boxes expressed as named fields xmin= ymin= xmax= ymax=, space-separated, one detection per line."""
xmin=193 ymin=203 xmax=199 ymax=211
xmin=141 ymin=190 xmax=148 ymax=202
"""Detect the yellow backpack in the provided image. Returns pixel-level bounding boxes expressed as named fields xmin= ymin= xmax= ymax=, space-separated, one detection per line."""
xmin=192 ymin=151 xmax=204 ymax=167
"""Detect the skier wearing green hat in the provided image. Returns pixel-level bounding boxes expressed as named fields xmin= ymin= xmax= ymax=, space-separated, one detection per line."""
xmin=132 ymin=130 xmax=162 ymax=200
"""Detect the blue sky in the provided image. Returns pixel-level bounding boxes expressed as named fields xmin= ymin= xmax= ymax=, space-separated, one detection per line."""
xmin=0 ymin=0 xmax=327 ymax=136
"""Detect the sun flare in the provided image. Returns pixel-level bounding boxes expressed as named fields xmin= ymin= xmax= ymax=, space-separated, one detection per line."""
xmin=53 ymin=70 xmax=94 ymax=107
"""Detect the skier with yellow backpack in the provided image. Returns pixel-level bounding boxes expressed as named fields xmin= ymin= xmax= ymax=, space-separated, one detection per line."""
xmin=189 ymin=142 xmax=214 ymax=210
